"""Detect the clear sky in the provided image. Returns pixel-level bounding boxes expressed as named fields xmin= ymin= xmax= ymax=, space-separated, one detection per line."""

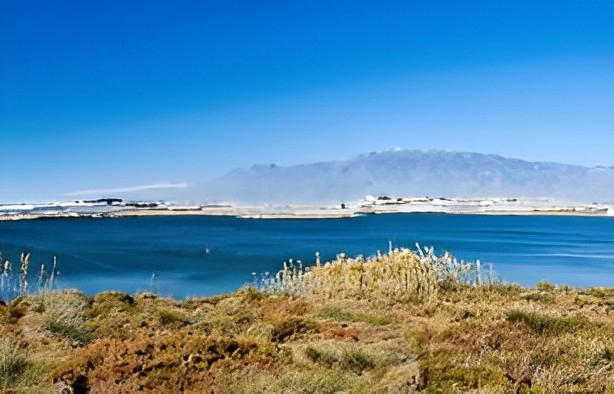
xmin=1 ymin=0 xmax=613 ymax=201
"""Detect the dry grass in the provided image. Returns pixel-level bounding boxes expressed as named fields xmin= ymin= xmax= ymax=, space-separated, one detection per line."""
xmin=0 ymin=337 xmax=52 ymax=393
xmin=0 ymin=338 xmax=29 ymax=388
xmin=314 ymin=306 xmax=393 ymax=326
xmin=0 ymin=253 xmax=59 ymax=302
xmin=259 ymin=246 xmax=488 ymax=304
xmin=0 ymin=248 xmax=612 ymax=393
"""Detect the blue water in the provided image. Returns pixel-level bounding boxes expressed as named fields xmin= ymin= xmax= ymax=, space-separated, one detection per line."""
xmin=1 ymin=214 xmax=613 ymax=298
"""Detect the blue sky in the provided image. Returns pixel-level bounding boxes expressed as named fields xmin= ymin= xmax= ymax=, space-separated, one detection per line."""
xmin=1 ymin=0 xmax=613 ymax=201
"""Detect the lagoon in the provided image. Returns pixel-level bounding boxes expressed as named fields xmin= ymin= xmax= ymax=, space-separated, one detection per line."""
xmin=1 ymin=214 xmax=613 ymax=298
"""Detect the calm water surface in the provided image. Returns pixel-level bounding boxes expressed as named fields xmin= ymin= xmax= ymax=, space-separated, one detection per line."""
xmin=0 ymin=214 xmax=613 ymax=298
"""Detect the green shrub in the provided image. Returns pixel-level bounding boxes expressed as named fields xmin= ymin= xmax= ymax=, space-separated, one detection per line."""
xmin=588 ymin=347 xmax=613 ymax=368
xmin=157 ymin=309 xmax=188 ymax=326
xmin=584 ymin=287 xmax=614 ymax=298
xmin=38 ymin=292 xmax=93 ymax=344
xmin=424 ymin=365 xmax=507 ymax=392
xmin=524 ymin=292 xmax=555 ymax=304
xmin=559 ymin=284 xmax=573 ymax=293
xmin=507 ymin=310 xmax=585 ymax=334
xmin=13 ymin=362 xmax=51 ymax=392
xmin=239 ymin=288 xmax=268 ymax=303
xmin=268 ymin=316 xmax=318 ymax=342
xmin=1 ymin=303 xmax=27 ymax=324
xmin=536 ymin=280 xmax=555 ymax=292
xmin=0 ymin=338 xmax=29 ymax=387
xmin=305 ymin=346 xmax=338 ymax=368
xmin=88 ymin=291 xmax=135 ymax=317
xmin=44 ymin=318 xmax=93 ymax=344
xmin=340 ymin=350 xmax=375 ymax=375
xmin=304 ymin=346 xmax=375 ymax=375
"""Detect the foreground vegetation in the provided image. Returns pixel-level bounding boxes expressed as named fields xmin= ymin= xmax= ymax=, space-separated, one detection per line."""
xmin=0 ymin=248 xmax=613 ymax=393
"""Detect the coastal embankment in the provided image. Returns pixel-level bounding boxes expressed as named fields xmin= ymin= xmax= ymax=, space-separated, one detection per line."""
xmin=1 ymin=196 xmax=613 ymax=221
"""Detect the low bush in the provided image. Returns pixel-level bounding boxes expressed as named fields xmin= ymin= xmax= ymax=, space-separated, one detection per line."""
xmin=524 ymin=292 xmax=556 ymax=304
xmin=536 ymin=280 xmax=556 ymax=292
xmin=53 ymin=331 xmax=269 ymax=393
xmin=340 ymin=349 xmax=375 ymax=374
xmin=267 ymin=315 xmax=318 ymax=342
xmin=1 ymin=303 xmax=27 ymax=324
xmin=258 ymin=247 xmax=488 ymax=303
xmin=35 ymin=291 xmax=93 ymax=344
xmin=157 ymin=308 xmax=189 ymax=326
xmin=507 ymin=310 xmax=586 ymax=334
xmin=305 ymin=346 xmax=337 ymax=368
xmin=304 ymin=345 xmax=376 ymax=375
xmin=0 ymin=337 xmax=29 ymax=387
xmin=88 ymin=291 xmax=135 ymax=317
xmin=423 ymin=365 xmax=507 ymax=392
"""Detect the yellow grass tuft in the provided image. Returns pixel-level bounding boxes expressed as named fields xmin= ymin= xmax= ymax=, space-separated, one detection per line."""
xmin=260 ymin=246 xmax=485 ymax=304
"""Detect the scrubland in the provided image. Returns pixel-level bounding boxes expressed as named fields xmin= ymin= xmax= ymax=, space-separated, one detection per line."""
xmin=0 ymin=248 xmax=613 ymax=393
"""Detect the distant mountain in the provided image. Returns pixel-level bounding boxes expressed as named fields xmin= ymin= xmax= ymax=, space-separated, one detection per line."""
xmin=196 ymin=150 xmax=614 ymax=204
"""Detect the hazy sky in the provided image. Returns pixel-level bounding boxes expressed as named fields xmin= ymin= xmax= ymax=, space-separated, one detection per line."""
xmin=1 ymin=1 xmax=613 ymax=201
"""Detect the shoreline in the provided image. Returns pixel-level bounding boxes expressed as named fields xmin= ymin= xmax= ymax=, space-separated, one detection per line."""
xmin=1 ymin=207 xmax=613 ymax=221
xmin=2 ymin=196 xmax=613 ymax=221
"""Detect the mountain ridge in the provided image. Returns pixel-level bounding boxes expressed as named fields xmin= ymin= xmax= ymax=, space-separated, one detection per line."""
xmin=195 ymin=149 xmax=614 ymax=204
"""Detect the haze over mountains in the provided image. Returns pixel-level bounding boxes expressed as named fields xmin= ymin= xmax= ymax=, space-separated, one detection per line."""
xmin=195 ymin=150 xmax=614 ymax=204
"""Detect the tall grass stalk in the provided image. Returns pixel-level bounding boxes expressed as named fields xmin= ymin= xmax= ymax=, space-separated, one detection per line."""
xmin=257 ymin=243 xmax=497 ymax=303
xmin=0 ymin=252 xmax=59 ymax=302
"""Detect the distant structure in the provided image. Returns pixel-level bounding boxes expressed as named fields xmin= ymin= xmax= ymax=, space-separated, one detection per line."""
xmin=83 ymin=198 xmax=123 ymax=206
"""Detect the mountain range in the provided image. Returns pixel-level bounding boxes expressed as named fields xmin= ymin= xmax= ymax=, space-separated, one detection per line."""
xmin=193 ymin=150 xmax=614 ymax=204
